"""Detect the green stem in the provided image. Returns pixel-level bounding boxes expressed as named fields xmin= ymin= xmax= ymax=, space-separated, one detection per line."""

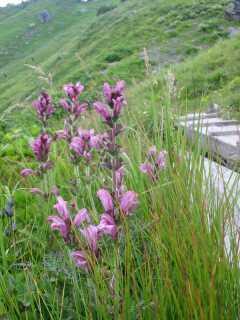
xmin=0 ymin=218 xmax=7 ymax=271
xmin=74 ymin=165 xmax=81 ymax=193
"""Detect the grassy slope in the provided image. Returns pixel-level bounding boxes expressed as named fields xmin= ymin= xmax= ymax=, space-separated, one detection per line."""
xmin=0 ymin=1 xmax=240 ymax=319
xmin=128 ymin=34 xmax=240 ymax=130
xmin=175 ymin=34 xmax=240 ymax=115
xmin=0 ymin=0 xmax=238 ymax=128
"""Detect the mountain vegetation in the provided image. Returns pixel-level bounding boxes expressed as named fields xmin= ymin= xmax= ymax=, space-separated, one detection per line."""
xmin=0 ymin=0 xmax=240 ymax=318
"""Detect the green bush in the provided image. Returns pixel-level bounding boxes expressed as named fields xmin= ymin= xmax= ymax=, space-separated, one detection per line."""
xmin=97 ymin=5 xmax=117 ymax=16
xmin=105 ymin=52 xmax=122 ymax=63
xmin=105 ymin=48 xmax=133 ymax=63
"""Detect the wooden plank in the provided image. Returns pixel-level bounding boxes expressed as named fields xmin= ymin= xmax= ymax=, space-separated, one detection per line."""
xmin=177 ymin=111 xmax=240 ymax=168
xmin=178 ymin=110 xmax=240 ymax=257
xmin=203 ymin=157 xmax=240 ymax=257
xmin=200 ymin=125 xmax=240 ymax=135
xmin=183 ymin=118 xmax=239 ymax=127
xmin=178 ymin=112 xmax=220 ymax=121
xmin=214 ymin=135 xmax=239 ymax=147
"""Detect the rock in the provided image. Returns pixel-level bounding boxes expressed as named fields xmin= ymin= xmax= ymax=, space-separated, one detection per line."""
xmin=225 ymin=0 xmax=240 ymax=21
xmin=29 ymin=23 xmax=36 ymax=28
xmin=39 ymin=10 xmax=52 ymax=23
xmin=235 ymin=0 xmax=240 ymax=13
xmin=227 ymin=26 xmax=240 ymax=37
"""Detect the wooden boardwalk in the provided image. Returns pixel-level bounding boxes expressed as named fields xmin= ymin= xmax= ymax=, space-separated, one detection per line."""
xmin=177 ymin=108 xmax=240 ymax=169
xmin=177 ymin=108 xmax=240 ymax=257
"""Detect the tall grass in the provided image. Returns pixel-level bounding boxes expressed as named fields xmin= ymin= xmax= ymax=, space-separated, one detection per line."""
xmin=0 ymin=76 xmax=239 ymax=319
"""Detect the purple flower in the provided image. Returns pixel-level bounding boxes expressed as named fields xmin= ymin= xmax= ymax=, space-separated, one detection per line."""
xmin=30 ymin=188 xmax=44 ymax=195
xmin=54 ymin=196 xmax=69 ymax=221
xmin=103 ymin=82 xmax=112 ymax=104
xmin=98 ymin=213 xmax=118 ymax=240
xmin=21 ymin=168 xmax=34 ymax=177
xmin=113 ymin=96 xmax=125 ymax=118
xmin=70 ymin=137 xmax=85 ymax=156
xmin=83 ymin=151 xmax=92 ymax=162
xmin=71 ymin=250 xmax=89 ymax=272
xmin=103 ymin=81 xmax=125 ymax=106
xmin=74 ymin=209 xmax=91 ymax=227
xmin=140 ymin=163 xmax=155 ymax=181
xmin=89 ymin=134 xmax=102 ymax=149
xmin=115 ymin=167 xmax=125 ymax=198
xmin=64 ymin=82 xmax=84 ymax=100
xmin=31 ymin=133 xmax=51 ymax=162
xmin=73 ymin=103 xmax=87 ymax=117
xmin=32 ymin=92 xmax=55 ymax=122
xmin=60 ymin=99 xmax=87 ymax=117
xmin=115 ymin=80 xmax=125 ymax=96
xmin=78 ymin=128 xmax=94 ymax=141
xmin=41 ymin=161 xmax=53 ymax=171
xmin=156 ymin=151 xmax=167 ymax=169
xmin=48 ymin=215 xmax=70 ymax=240
xmin=80 ymin=225 xmax=100 ymax=253
xmin=116 ymin=167 xmax=124 ymax=187
xmin=70 ymin=129 xmax=97 ymax=160
xmin=147 ymin=146 xmax=157 ymax=158
xmin=95 ymin=81 xmax=126 ymax=124
xmin=94 ymin=102 xmax=111 ymax=123
xmin=60 ymin=98 xmax=70 ymax=112
xmin=48 ymin=197 xmax=71 ymax=240
xmin=140 ymin=147 xmax=167 ymax=181
xmin=55 ymin=128 xmax=68 ymax=140
xmin=97 ymin=189 xmax=114 ymax=216
xmin=51 ymin=186 xmax=60 ymax=196
xmin=90 ymin=132 xmax=110 ymax=150
xmin=120 ymin=191 xmax=138 ymax=216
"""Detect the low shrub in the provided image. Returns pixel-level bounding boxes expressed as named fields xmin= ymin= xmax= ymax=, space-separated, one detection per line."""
xmin=97 ymin=5 xmax=117 ymax=16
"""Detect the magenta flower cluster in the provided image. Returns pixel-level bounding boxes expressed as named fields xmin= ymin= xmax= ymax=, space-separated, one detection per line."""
xmin=60 ymin=82 xmax=87 ymax=120
xmin=48 ymin=185 xmax=138 ymax=271
xmin=32 ymin=92 xmax=55 ymax=126
xmin=94 ymin=81 xmax=126 ymax=126
xmin=70 ymin=128 xmax=102 ymax=162
xmin=56 ymin=80 xmax=138 ymax=271
xmin=21 ymin=82 xmax=88 ymax=177
xmin=140 ymin=146 xmax=167 ymax=181
xmin=21 ymin=133 xmax=52 ymax=177
xmin=21 ymin=92 xmax=54 ymax=177
xmin=21 ymin=80 xmax=139 ymax=272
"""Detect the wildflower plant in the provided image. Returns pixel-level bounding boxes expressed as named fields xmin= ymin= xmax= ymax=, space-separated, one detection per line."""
xmin=32 ymin=91 xmax=55 ymax=129
xmin=57 ymin=82 xmax=102 ymax=186
xmin=140 ymin=145 xmax=167 ymax=181
xmin=21 ymin=92 xmax=54 ymax=179
xmin=48 ymin=80 xmax=138 ymax=272
xmin=58 ymin=81 xmax=87 ymax=144
xmin=21 ymin=80 xmax=138 ymax=273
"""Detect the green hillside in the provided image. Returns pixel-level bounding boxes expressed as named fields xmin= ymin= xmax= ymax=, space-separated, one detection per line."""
xmin=0 ymin=0 xmax=239 ymax=127
xmin=1 ymin=1 xmax=240 ymax=318
xmin=129 ymin=34 xmax=240 ymax=123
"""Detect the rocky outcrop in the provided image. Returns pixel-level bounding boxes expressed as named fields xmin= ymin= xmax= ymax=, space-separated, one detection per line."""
xmin=225 ymin=0 xmax=240 ymax=21
xmin=39 ymin=10 xmax=52 ymax=23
